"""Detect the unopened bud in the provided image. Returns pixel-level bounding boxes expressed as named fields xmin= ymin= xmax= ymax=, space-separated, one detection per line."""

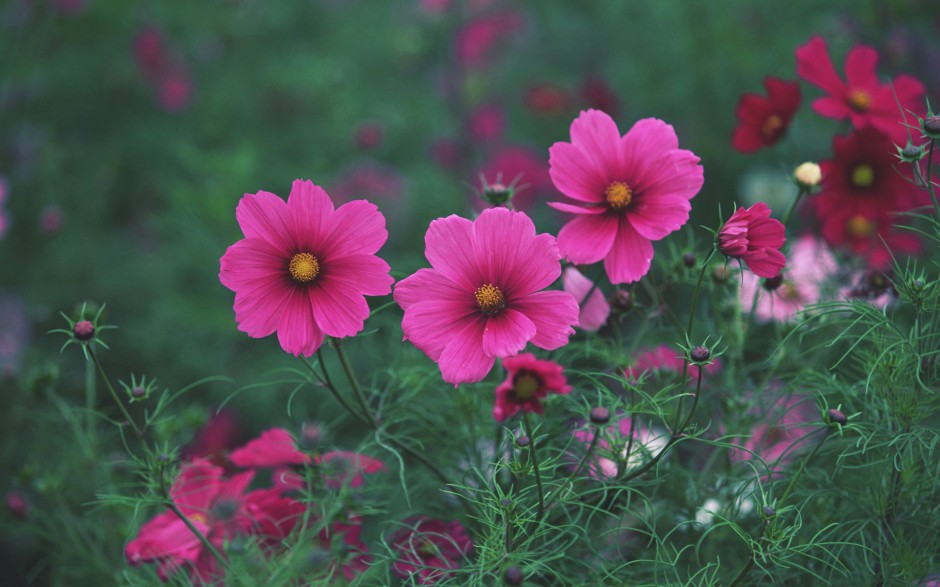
xmin=923 ymin=114 xmax=940 ymax=138
xmin=589 ymin=406 xmax=610 ymax=426
xmin=794 ymin=162 xmax=822 ymax=189
xmin=827 ymin=408 xmax=847 ymax=426
xmin=899 ymin=143 xmax=924 ymax=163
xmin=503 ymin=566 xmax=524 ymax=586
xmin=73 ymin=320 xmax=94 ymax=341
xmin=483 ymin=183 xmax=513 ymax=207
xmin=515 ymin=435 xmax=530 ymax=449
xmin=762 ymin=505 xmax=776 ymax=518
xmin=299 ymin=422 xmax=326 ymax=451
xmin=690 ymin=346 xmax=710 ymax=363
xmin=609 ymin=289 xmax=632 ymax=312
xmin=682 ymin=252 xmax=696 ymax=268
xmin=131 ymin=386 xmax=147 ymax=399
xmin=5 ymin=491 xmax=28 ymax=518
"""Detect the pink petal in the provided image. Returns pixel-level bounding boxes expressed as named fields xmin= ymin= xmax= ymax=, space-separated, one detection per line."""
xmin=511 ymin=290 xmax=579 ymax=350
xmin=325 ymin=253 xmax=393 ymax=297
xmin=473 ymin=208 xmax=562 ymax=296
xmin=604 ymin=219 xmax=654 ymax=284
xmin=310 ymin=275 xmax=372 ymax=338
xmin=321 ymin=199 xmax=389 ymax=257
xmin=481 ymin=308 xmax=536 ymax=356
xmin=287 ymin=180 xmax=335 ymax=254
xmin=232 ymin=280 xmax=291 ymax=339
xmin=401 ymin=299 xmax=479 ymax=361
xmin=438 ymin=317 xmax=495 ymax=385
xmin=171 ymin=459 xmax=224 ymax=514
xmin=424 ymin=215 xmax=482 ymax=290
xmin=276 ymin=288 xmax=325 ymax=356
xmin=393 ymin=268 xmax=467 ymax=311
xmin=556 ymin=212 xmax=619 ymax=265
xmin=843 ymin=45 xmax=879 ymax=89
xmin=795 ymin=35 xmax=844 ymax=95
xmin=229 ymin=428 xmax=311 ymax=468
xmin=126 ymin=511 xmax=205 ymax=565
xmin=627 ymin=195 xmax=692 ymax=241
xmin=569 ymin=109 xmax=624 ymax=176
xmin=547 ymin=201 xmax=608 ymax=215
xmin=548 ymin=141 xmax=608 ymax=203
xmin=631 ymin=149 xmax=704 ymax=202
xmin=235 ymin=191 xmax=294 ymax=255
xmin=745 ymin=248 xmax=787 ymax=278
xmin=563 ymin=267 xmax=610 ymax=332
xmin=619 ymin=118 xmax=679 ymax=181
xmin=812 ymin=96 xmax=851 ymax=120
xmin=219 ymin=238 xmax=286 ymax=292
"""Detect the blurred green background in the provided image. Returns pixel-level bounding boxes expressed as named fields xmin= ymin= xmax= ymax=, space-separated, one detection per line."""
xmin=0 ymin=0 xmax=938 ymax=582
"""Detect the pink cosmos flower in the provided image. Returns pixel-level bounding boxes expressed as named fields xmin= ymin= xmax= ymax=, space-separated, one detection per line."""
xmin=125 ymin=459 xmax=256 ymax=582
xmin=718 ymin=202 xmax=786 ymax=278
xmin=391 ymin=517 xmax=473 ymax=585
xmin=229 ymin=428 xmax=310 ymax=468
xmin=394 ymin=207 xmax=579 ymax=385
xmin=134 ymin=26 xmax=167 ymax=83
xmin=219 ymin=180 xmax=393 ymax=357
xmin=548 ymin=109 xmax=704 ymax=284
xmin=157 ymin=69 xmax=193 ymax=112
xmin=182 ymin=409 xmax=241 ymax=467
xmin=624 ymin=345 xmax=722 ymax=381
xmin=315 ymin=517 xmax=372 ymax=581
xmin=796 ymin=35 xmax=925 ymax=144
xmin=466 ymin=101 xmax=505 ymax=143
xmin=353 ymin=121 xmax=384 ymax=151
xmin=730 ymin=395 xmax=818 ymax=474
xmin=572 ymin=414 xmax=669 ymax=479
xmin=740 ymin=236 xmax=837 ymax=323
xmin=244 ymin=488 xmax=306 ymax=549
xmin=329 ymin=161 xmax=406 ymax=206
xmin=39 ymin=204 xmax=65 ymax=234
xmin=493 ymin=353 xmax=570 ymax=422
xmin=562 ymin=266 xmax=610 ymax=332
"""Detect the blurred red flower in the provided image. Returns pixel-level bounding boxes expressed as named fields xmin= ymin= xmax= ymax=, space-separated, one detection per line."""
xmin=731 ymin=77 xmax=801 ymax=153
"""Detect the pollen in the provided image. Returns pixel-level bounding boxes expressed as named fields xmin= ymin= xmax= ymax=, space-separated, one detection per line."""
xmin=761 ymin=114 xmax=783 ymax=138
xmin=846 ymin=214 xmax=874 ymax=238
xmin=474 ymin=283 xmax=505 ymax=314
xmin=605 ymin=181 xmax=633 ymax=209
xmin=847 ymin=89 xmax=871 ymax=112
xmin=852 ymin=164 xmax=874 ymax=188
xmin=189 ymin=512 xmax=208 ymax=525
xmin=513 ymin=373 xmax=540 ymax=400
xmin=289 ymin=252 xmax=320 ymax=283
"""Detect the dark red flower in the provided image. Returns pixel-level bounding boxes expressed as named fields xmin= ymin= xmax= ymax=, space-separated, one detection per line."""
xmin=466 ymin=101 xmax=505 ymax=143
xmin=731 ymin=77 xmax=802 ymax=153
xmin=796 ymin=35 xmax=925 ymax=144
xmin=453 ymin=10 xmax=524 ymax=70
xmin=580 ymin=75 xmax=620 ymax=117
xmin=523 ymin=83 xmax=571 ymax=116
xmin=391 ymin=517 xmax=473 ymax=585
xmin=718 ymin=203 xmax=786 ymax=278
xmin=811 ymin=127 xmax=927 ymax=268
xmin=493 ymin=353 xmax=570 ymax=422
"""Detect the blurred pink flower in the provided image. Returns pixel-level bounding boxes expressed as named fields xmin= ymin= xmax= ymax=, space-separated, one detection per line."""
xmin=573 ymin=414 xmax=669 ymax=479
xmin=315 ymin=451 xmax=386 ymax=489
xmin=158 ymin=69 xmax=193 ymax=112
xmin=453 ymin=10 xmax=524 ymax=70
xmin=473 ymin=144 xmax=552 ymax=211
xmin=330 ymin=161 xmax=405 ymax=205
xmin=229 ymin=428 xmax=310 ymax=468
xmin=580 ymin=75 xmax=620 ymax=117
xmin=562 ymin=266 xmax=610 ymax=332
xmin=493 ymin=353 xmax=570 ymax=422
xmin=5 ymin=490 xmax=28 ymax=518
xmin=549 ymin=110 xmax=704 ymax=284
xmin=718 ymin=202 xmax=786 ymax=278
xmin=39 ymin=204 xmax=64 ymax=234
xmin=466 ymin=101 xmax=505 ymax=143
xmin=730 ymin=395 xmax=818 ymax=473
xmin=430 ymin=137 xmax=460 ymax=170
xmin=182 ymin=409 xmax=241 ymax=466
xmin=134 ymin=26 xmax=167 ymax=82
xmin=624 ymin=345 xmax=721 ymax=381
xmin=354 ymin=121 xmax=384 ymax=151
xmin=394 ymin=207 xmax=579 ymax=385
xmin=523 ymin=82 xmax=571 ymax=116
xmin=391 ymin=517 xmax=473 ymax=585
xmin=740 ymin=236 xmax=837 ymax=323
xmin=219 ymin=179 xmax=393 ymax=357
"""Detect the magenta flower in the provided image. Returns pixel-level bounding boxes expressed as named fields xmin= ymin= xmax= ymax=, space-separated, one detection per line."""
xmin=717 ymin=202 xmax=786 ymax=278
xmin=219 ymin=180 xmax=393 ymax=357
xmin=394 ymin=207 xmax=579 ymax=385
xmin=796 ymin=35 xmax=925 ymax=144
xmin=391 ymin=517 xmax=473 ymax=585
xmin=493 ymin=353 xmax=570 ymax=422
xmin=125 ymin=459 xmax=256 ymax=582
xmin=229 ymin=428 xmax=311 ymax=468
xmin=562 ymin=266 xmax=610 ymax=332
xmin=548 ymin=109 xmax=704 ymax=284
xmin=624 ymin=345 xmax=722 ymax=381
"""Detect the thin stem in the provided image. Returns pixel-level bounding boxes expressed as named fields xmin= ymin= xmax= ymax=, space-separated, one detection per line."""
xmin=778 ymin=429 xmax=830 ymax=506
xmin=570 ymin=427 xmax=601 ymax=479
xmin=88 ymin=347 xmax=141 ymax=437
xmin=306 ymin=353 xmax=366 ymax=423
xmin=159 ymin=466 xmax=228 ymax=572
xmin=727 ymin=554 xmax=756 ymax=587
xmin=576 ymin=263 xmax=607 ymax=308
xmin=334 ymin=342 xmax=375 ymax=426
xmin=85 ymin=358 xmax=96 ymax=447
xmin=781 ymin=186 xmax=807 ymax=227
xmin=522 ymin=413 xmax=545 ymax=524
xmin=675 ymin=247 xmax=716 ymax=430
xmin=925 ymin=139 xmax=938 ymax=219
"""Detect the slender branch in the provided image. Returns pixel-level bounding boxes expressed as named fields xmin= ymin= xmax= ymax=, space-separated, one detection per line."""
xmin=158 ymin=464 xmax=228 ymax=571
xmin=925 ymin=139 xmax=938 ymax=219
xmin=675 ymin=247 xmax=716 ymax=430
xmin=88 ymin=346 xmax=141 ymax=437
xmin=781 ymin=186 xmax=808 ymax=227
xmin=335 ymin=342 xmax=377 ymax=427
xmin=522 ymin=413 xmax=545 ymax=525
xmin=778 ymin=428 xmax=829 ymax=506
xmin=570 ymin=427 xmax=601 ymax=479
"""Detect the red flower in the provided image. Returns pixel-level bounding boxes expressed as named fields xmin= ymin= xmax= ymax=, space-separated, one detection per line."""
xmin=391 ymin=517 xmax=473 ymax=585
xmin=580 ymin=75 xmax=620 ymax=117
xmin=811 ymin=127 xmax=927 ymax=268
xmin=796 ymin=35 xmax=925 ymax=144
xmin=229 ymin=428 xmax=310 ymax=468
xmin=523 ymin=83 xmax=572 ymax=116
xmin=718 ymin=203 xmax=786 ymax=278
xmin=493 ymin=353 xmax=570 ymax=422
xmin=731 ymin=77 xmax=801 ymax=153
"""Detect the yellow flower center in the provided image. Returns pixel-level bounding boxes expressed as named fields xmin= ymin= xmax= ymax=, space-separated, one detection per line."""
xmin=474 ymin=283 xmax=505 ymax=314
xmin=605 ymin=181 xmax=633 ymax=210
xmin=852 ymin=164 xmax=874 ymax=188
xmin=288 ymin=252 xmax=320 ymax=283
xmin=513 ymin=374 xmax=540 ymax=399
xmin=847 ymin=89 xmax=871 ymax=112
xmin=761 ymin=114 xmax=783 ymax=137
xmin=846 ymin=215 xmax=874 ymax=238
xmin=189 ymin=512 xmax=208 ymax=525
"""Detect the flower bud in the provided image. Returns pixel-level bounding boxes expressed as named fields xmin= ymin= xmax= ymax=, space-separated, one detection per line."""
xmin=923 ymin=114 xmax=940 ymax=139
xmin=503 ymin=566 xmax=524 ymax=586
xmin=131 ymin=386 xmax=147 ymax=399
xmin=794 ymin=162 xmax=821 ymax=189
xmin=589 ymin=406 xmax=610 ymax=426
xmin=827 ymin=408 xmax=847 ymax=426
xmin=73 ymin=320 xmax=95 ymax=341
xmin=299 ymin=422 xmax=326 ymax=451
xmin=609 ymin=289 xmax=632 ymax=312
xmin=483 ymin=183 xmax=514 ymax=207
xmin=898 ymin=143 xmax=924 ymax=163
xmin=762 ymin=505 xmax=776 ymax=518
xmin=515 ymin=434 xmax=531 ymax=448
xmin=763 ymin=274 xmax=784 ymax=291
xmin=682 ymin=252 xmax=696 ymax=268
xmin=5 ymin=490 xmax=28 ymax=518
xmin=690 ymin=346 xmax=710 ymax=363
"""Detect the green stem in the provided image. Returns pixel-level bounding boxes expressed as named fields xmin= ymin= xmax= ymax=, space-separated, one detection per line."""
xmin=925 ymin=139 xmax=938 ymax=220
xmin=159 ymin=465 xmax=228 ymax=572
xmin=781 ymin=186 xmax=807 ymax=227
xmin=571 ymin=426 xmax=601 ymax=479
xmin=522 ymin=413 xmax=545 ymax=524
xmin=307 ymin=352 xmax=366 ymax=423
xmin=85 ymin=358 xmax=96 ymax=447
xmin=778 ymin=429 xmax=829 ymax=506
xmin=727 ymin=554 xmax=756 ymax=587
xmin=675 ymin=247 xmax=716 ymax=430
xmin=88 ymin=347 xmax=141 ymax=437
xmin=334 ymin=342 xmax=375 ymax=426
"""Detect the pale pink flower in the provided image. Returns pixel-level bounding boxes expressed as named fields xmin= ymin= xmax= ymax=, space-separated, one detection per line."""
xmin=549 ymin=110 xmax=704 ymax=284
xmin=562 ymin=266 xmax=609 ymax=332
xmin=740 ymin=236 xmax=837 ymax=323
xmin=730 ymin=394 xmax=818 ymax=473
xmin=394 ymin=207 xmax=579 ymax=385
xmin=391 ymin=517 xmax=472 ymax=585
xmin=624 ymin=345 xmax=721 ymax=381
xmin=219 ymin=180 xmax=393 ymax=357
xmin=573 ymin=414 xmax=669 ymax=479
